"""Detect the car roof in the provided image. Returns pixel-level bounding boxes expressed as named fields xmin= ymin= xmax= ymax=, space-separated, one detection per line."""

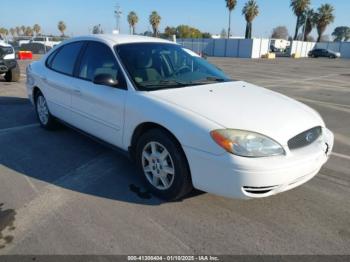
xmin=63 ymin=34 xmax=176 ymax=46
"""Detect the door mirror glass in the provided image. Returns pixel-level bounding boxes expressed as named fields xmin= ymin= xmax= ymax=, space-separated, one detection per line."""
xmin=93 ymin=74 xmax=119 ymax=87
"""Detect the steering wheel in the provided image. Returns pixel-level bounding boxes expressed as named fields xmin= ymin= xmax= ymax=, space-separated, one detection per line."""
xmin=174 ymin=65 xmax=192 ymax=75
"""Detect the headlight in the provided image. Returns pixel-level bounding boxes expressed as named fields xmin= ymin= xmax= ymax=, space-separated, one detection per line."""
xmin=210 ymin=129 xmax=285 ymax=157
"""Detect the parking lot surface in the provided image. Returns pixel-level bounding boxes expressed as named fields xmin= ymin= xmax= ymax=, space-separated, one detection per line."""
xmin=0 ymin=58 xmax=349 ymax=255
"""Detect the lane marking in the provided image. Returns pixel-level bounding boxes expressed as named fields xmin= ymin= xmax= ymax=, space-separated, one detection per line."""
xmin=332 ymin=152 xmax=350 ymax=161
xmin=294 ymin=97 xmax=350 ymax=113
xmin=294 ymin=97 xmax=350 ymax=109
xmin=0 ymin=123 xmax=40 ymax=135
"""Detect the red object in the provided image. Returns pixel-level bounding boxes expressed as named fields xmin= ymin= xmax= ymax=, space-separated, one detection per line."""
xmin=18 ymin=51 xmax=33 ymax=60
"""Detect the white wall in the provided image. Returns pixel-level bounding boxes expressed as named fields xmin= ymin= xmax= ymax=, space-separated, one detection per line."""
xmin=290 ymin=41 xmax=350 ymax=58
xmin=178 ymin=38 xmax=269 ymax=58
xmin=178 ymin=38 xmax=350 ymax=59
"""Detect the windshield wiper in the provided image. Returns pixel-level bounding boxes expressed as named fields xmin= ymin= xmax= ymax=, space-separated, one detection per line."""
xmin=138 ymin=79 xmax=190 ymax=89
xmin=191 ymin=76 xmax=229 ymax=84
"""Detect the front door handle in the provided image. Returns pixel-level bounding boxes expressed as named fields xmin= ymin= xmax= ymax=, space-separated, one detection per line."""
xmin=73 ymin=89 xmax=82 ymax=96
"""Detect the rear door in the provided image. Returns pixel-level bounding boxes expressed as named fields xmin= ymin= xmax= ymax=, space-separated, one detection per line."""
xmin=70 ymin=41 xmax=128 ymax=147
xmin=44 ymin=41 xmax=84 ymax=123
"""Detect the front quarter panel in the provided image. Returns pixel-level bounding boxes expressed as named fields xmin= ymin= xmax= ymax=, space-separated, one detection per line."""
xmin=123 ymin=92 xmax=226 ymax=156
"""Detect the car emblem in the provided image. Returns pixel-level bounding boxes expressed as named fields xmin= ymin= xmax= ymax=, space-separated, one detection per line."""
xmin=305 ymin=132 xmax=315 ymax=142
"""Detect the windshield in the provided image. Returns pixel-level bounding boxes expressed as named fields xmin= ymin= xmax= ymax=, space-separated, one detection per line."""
xmin=115 ymin=43 xmax=233 ymax=91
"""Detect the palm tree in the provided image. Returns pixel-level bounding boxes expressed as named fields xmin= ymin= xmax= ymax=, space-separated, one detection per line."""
xmin=0 ymin=28 xmax=9 ymax=38
xmin=33 ymin=24 xmax=41 ymax=36
xmin=25 ymin=26 xmax=33 ymax=37
xmin=9 ymin=28 xmax=16 ymax=37
xmin=21 ymin=25 xmax=26 ymax=36
xmin=15 ymin=27 xmax=21 ymax=36
xmin=127 ymin=11 xmax=139 ymax=35
xmin=242 ymin=0 xmax=259 ymax=39
xmin=149 ymin=11 xmax=161 ymax=37
xmin=58 ymin=21 xmax=67 ymax=37
xmin=314 ymin=4 xmax=335 ymax=42
xmin=300 ymin=9 xmax=316 ymax=41
xmin=290 ymin=0 xmax=310 ymax=40
xmin=225 ymin=0 xmax=237 ymax=38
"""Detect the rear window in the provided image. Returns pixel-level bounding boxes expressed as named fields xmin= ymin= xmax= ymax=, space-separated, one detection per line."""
xmin=49 ymin=42 xmax=84 ymax=76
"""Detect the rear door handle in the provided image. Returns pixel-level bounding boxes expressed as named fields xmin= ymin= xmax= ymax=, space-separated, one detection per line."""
xmin=40 ymin=76 xmax=47 ymax=82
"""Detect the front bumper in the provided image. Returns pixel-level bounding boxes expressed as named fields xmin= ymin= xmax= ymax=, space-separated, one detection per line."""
xmin=184 ymin=128 xmax=334 ymax=199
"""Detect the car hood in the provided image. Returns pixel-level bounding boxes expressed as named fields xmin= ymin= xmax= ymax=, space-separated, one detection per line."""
xmin=150 ymin=81 xmax=324 ymax=145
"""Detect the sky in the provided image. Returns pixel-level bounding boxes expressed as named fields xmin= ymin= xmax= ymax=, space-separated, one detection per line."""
xmin=1 ymin=0 xmax=349 ymax=38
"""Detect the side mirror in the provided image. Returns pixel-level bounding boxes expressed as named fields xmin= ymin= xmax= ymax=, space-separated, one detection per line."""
xmin=93 ymin=74 xmax=119 ymax=87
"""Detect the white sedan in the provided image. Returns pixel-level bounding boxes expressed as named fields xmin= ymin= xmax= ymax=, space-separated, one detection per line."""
xmin=26 ymin=34 xmax=334 ymax=200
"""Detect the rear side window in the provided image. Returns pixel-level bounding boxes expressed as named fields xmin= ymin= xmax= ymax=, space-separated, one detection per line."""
xmin=78 ymin=41 xmax=126 ymax=86
xmin=49 ymin=42 xmax=84 ymax=76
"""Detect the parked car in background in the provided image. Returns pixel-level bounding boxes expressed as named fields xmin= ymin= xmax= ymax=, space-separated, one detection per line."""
xmin=308 ymin=48 xmax=341 ymax=58
xmin=26 ymin=35 xmax=334 ymax=201
xmin=30 ymin=36 xmax=61 ymax=48
xmin=0 ymin=40 xmax=20 ymax=82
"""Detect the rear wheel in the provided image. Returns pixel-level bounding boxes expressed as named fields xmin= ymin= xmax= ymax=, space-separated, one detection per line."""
xmin=4 ymin=63 xmax=20 ymax=82
xmin=35 ymin=91 xmax=57 ymax=130
xmin=136 ymin=129 xmax=193 ymax=201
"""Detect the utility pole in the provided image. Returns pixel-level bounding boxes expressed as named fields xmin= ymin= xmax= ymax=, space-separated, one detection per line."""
xmin=114 ymin=3 xmax=122 ymax=33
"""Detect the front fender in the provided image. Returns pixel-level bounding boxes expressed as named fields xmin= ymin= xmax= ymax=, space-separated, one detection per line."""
xmin=123 ymin=92 xmax=226 ymax=156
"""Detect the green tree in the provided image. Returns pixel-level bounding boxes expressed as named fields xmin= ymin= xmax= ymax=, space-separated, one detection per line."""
xmin=225 ymin=0 xmax=237 ymax=38
xmin=33 ymin=24 xmax=41 ymax=36
xmin=0 ymin=28 xmax=9 ymax=38
xmin=127 ymin=11 xmax=139 ymax=35
xmin=331 ymin=26 xmax=349 ymax=42
xmin=290 ymin=0 xmax=310 ymax=40
xmin=202 ymin=32 xmax=212 ymax=38
xmin=242 ymin=0 xmax=259 ymax=39
xmin=314 ymin=4 xmax=335 ymax=42
xmin=164 ymin=26 xmax=177 ymax=38
xmin=176 ymin=25 xmax=202 ymax=38
xmin=149 ymin=11 xmax=161 ymax=37
xmin=58 ymin=21 xmax=67 ymax=37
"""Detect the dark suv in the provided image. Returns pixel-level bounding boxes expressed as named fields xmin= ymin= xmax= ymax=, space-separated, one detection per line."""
xmin=308 ymin=48 xmax=341 ymax=59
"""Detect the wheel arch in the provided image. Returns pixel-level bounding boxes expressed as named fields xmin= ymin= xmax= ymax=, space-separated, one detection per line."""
xmin=129 ymin=122 xmax=192 ymax=182
xmin=32 ymin=86 xmax=42 ymax=102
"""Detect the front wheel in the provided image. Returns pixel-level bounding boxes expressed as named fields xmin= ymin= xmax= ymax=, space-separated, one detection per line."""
xmin=35 ymin=92 xmax=58 ymax=130
xmin=136 ymin=129 xmax=193 ymax=201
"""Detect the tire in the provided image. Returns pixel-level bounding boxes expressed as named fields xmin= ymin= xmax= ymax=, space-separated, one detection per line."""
xmin=135 ymin=129 xmax=193 ymax=201
xmin=4 ymin=62 xmax=20 ymax=82
xmin=34 ymin=91 xmax=58 ymax=130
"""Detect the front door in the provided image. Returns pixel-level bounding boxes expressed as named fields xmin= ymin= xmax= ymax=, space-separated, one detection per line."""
xmin=70 ymin=41 xmax=128 ymax=147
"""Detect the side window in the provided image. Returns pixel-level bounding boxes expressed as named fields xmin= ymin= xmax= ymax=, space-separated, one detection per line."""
xmin=50 ymin=42 xmax=84 ymax=75
xmin=46 ymin=49 xmax=59 ymax=68
xmin=78 ymin=41 xmax=125 ymax=87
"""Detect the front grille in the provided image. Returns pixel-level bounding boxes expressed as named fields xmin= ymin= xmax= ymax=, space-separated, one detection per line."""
xmin=288 ymin=126 xmax=322 ymax=150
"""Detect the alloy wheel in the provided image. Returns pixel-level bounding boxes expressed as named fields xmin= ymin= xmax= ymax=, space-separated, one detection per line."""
xmin=141 ymin=141 xmax=175 ymax=190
